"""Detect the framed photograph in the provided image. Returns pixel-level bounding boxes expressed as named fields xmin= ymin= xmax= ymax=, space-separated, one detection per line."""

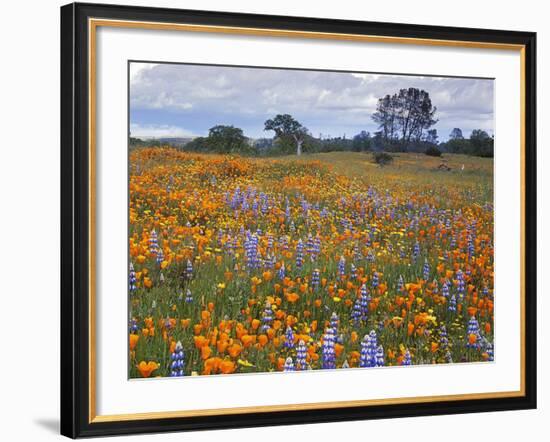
xmin=60 ymin=2 xmax=537 ymax=438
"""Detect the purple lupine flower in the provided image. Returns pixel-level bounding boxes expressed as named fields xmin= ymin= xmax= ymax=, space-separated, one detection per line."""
xmin=283 ymin=357 xmax=295 ymax=372
xmin=350 ymin=263 xmax=357 ymax=280
xmin=467 ymin=234 xmax=475 ymax=257
xmin=442 ymin=280 xmax=450 ymax=298
xmin=432 ymin=279 xmax=439 ymax=295
xmin=402 ymin=350 xmax=412 ymax=366
xmin=397 ymin=275 xmax=404 ymax=292
xmin=129 ymin=318 xmax=138 ymax=333
xmin=321 ymin=327 xmax=336 ymax=369
xmin=439 ymin=325 xmax=448 ymax=350
xmin=156 ymin=247 xmax=164 ymax=265
xmin=280 ymin=235 xmax=289 ymax=251
xmin=359 ymin=334 xmax=370 ymax=367
xmin=330 ymin=312 xmax=339 ymax=333
xmin=367 ymin=330 xmax=378 ymax=366
xmin=450 ymin=234 xmax=457 ymax=248
xmin=338 ymin=255 xmax=346 ymax=278
xmin=360 ymin=330 xmax=378 ymax=368
xmin=371 ymin=272 xmax=379 ymax=289
xmin=278 ymin=262 xmax=286 ymax=280
xmin=186 ymin=259 xmax=193 ymax=279
xmin=185 ymin=288 xmax=193 ymax=303
xmin=360 ymin=284 xmax=370 ymax=320
xmin=412 ymin=241 xmax=420 ymax=260
xmin=353 ymin=243 xmax=362 ymax=262
xmin=284 ymin=326 xmax=295 ymax=348
xmin=267 ymin=253 xmax=277 ymax=269
xmin=486 ymin=343 xmax=494 ymax=361
xmin=289 ymin=221 xmax=296 ymax=234
xmin=149 ymin=229 xmax=159 ymax=255
xmin=466 ymin=316 xmax=482 ymax=349
xmin=366 ymin=249 xmax=375 ymax=263
xmin=129 ymin=262 xmax=137 ymax=294
xmin=375 ymin=345 xmax=385 ymax=367
xmin=448 ymin=293 xmax=457 ymax=312
xmin=306 ymin=234 xmax=315 ymax=256
xmin=296 ymin=239 xmax=304 ymax=269
xmin=296 ymin=340 xmax=307 ymax=370
xmin=311 ymin=268 xmax=320 ymax=290
xmin=351 ymin=299 xmax=362 ymax=325
xmin=245 ymin=234 xmax=259 ymax=270
xmin=261 ymin=301 xmax=273 ymax=332
xmin=170 ymin=341 xmax=185 ymax=376
xmin=456 ymin=269 xmax=465 ymax=301
xmin=423 ymin=259 xmax=430 ymax=281
xmin=225 ymin=234 xmax=235 ymax=255
xmin=313 ymin=236 xmax=321 ymax=258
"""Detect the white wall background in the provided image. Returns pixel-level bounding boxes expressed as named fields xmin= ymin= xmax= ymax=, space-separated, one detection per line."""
xmin=0 ymin=0 xmax=545 ymax=440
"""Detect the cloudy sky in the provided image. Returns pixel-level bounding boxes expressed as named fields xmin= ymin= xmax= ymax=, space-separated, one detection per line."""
xmin=130 ymin=62 xmax=494 ymax=141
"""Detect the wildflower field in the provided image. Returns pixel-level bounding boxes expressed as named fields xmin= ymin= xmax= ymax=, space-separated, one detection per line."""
xmin=128 ymin=148 xmax=494 ymax=378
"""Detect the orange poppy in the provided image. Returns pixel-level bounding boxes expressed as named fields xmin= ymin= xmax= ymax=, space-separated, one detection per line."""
xmin=137 ymin=361 xmax=159 ymax=378
xmin=129 ymin=334 xmax=139 ymax=351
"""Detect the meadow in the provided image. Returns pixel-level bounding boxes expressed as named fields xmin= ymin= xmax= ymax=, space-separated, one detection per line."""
xmin=128 ymin=148 xmax=494 ymax=378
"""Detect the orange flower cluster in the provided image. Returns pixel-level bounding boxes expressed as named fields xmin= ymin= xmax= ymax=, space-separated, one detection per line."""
xmin=128 ymin=148 xmax=494 ymax=378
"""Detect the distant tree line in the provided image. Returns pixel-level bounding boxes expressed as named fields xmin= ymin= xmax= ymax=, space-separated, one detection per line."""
xmin=438 ymin=128 xmax=494 ymax=158
xmin=129 ymin=137 xmax=163 ymax=148
xmin=130 ymin=87 xmax=494 ymax=158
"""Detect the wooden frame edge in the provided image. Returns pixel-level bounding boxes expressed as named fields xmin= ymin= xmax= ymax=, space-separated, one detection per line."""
xmin=61 ymin=2 xmax=537 ymax=437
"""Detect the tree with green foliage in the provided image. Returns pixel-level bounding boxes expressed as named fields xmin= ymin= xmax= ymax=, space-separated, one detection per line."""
xmin=352 ymin=130 xmax=372 ymax=152
xmin=372 ymin=88 xmax=438 ymax=151
xmin=449 ymin=127 xmax=464 ymax=140
xmin=185 ymin=125 xmax=255 ymax=155
xmin=264 ymin=114 xmax=309 ymax=156
xmin=372 ymin=95 xmax=399 ymax=143
xmin=440 ymin=128 xmax=494 ymax=157
xmin=469 ymin=129 xmax=494 ymax=157
xmin=425 ymin=129 xmax=438 ymax=145
xmin=206 ymin=125 xmax=248 ymax=153
xmin=444 ymin=127 xmax=469 ymax=153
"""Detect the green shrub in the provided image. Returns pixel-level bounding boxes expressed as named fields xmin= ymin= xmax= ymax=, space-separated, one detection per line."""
xmin=425 ymin=146 xmax=442 ymax=157
xmin=372 ymin=152 xmax=393 ymax=166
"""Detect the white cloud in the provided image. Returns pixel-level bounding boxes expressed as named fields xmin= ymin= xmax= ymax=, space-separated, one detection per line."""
xmin=130 ymin=62 xmax=494 ymax=139
xmin=130 ymin=123 xmax=196 ymax=138
xmin=130 ymin=63 xmax=159 ymax=84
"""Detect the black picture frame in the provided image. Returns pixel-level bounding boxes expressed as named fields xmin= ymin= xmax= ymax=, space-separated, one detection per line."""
xmin=61 ymin=2 xmax=537 ymax=438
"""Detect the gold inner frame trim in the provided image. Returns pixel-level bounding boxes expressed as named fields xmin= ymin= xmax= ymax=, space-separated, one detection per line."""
xmin=88 ymin=17 xmax=527 ymax=424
